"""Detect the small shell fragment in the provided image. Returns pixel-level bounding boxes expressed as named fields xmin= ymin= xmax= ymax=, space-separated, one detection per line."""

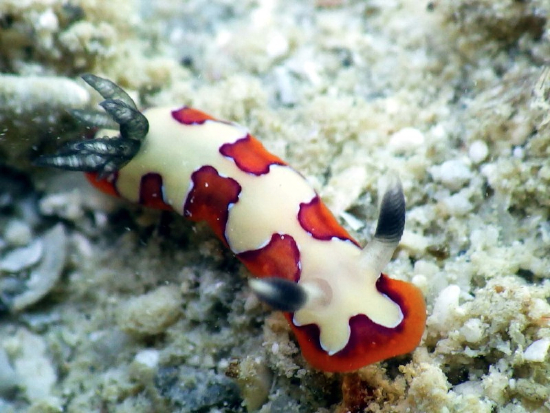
xmin=0 ymin=240 xmax=43 ymax=273
xmin=10 ymin=224 xmax=67 ymax=312
xmin=388 ymin=127 xmax=425 ymax=153
xmin=523 ymin=338 xmax=550 ymax=362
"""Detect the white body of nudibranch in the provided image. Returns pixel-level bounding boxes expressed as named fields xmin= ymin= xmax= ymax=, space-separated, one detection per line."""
xmin=35 ymin=75 xmax=426 ymax=372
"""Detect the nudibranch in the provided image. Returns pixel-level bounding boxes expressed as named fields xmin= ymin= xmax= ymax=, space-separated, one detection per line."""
xmin=35 ymin=75 xmax=426 ymax=372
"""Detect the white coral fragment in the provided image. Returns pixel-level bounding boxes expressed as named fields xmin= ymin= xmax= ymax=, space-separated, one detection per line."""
xmin=523 ymin=338 xmax=550 ymax=362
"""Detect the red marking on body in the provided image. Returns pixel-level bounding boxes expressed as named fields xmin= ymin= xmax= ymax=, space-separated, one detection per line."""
xmin=183 ymin=165 xmax=241 ymax=244
xmin=172 ymin=107 xmax=216 ymax=125
xmin=289 ymin=274 xmax=426 ymax=372
xmin=220 ymin=135 xmax=286 ymax=175
xmin=238 ymin=234 xmax=300 ymax=282
xmin=298 ymin=196 xmax=359 ymax=246
xmin=85 ymin=172 xmax=119 ymax=198
xmin=139 ymin=173 xmax=173 ymax=211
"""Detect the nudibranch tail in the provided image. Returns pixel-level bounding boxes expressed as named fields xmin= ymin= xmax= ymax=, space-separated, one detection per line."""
xmin=287 ymin=174 xmax=425 ymax=372
xmin=33 ymin=74 xmax=148 ymax=179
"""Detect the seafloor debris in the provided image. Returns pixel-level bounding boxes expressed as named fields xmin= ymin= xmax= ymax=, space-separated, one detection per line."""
xmin=0 ymin=74 xmax=88 ymax=117
xmin=0 ymin=224 xmax=67 ymax=312
xmin=155 ymin=365 xmax=241 ymax=412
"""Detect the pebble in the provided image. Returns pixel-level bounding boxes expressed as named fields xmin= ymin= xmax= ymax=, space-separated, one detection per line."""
xmin=119 ymin=286 xmax=181 ymax=336
xmin=523 ymin=338 xmax=550 ymax=362
xmin=388 ymin=127 xmax=425 ymax=153
xmin=460 ymin=318 xmax=484 ymax=343
xmin=512 ymin=146 xmax=524 ymax=159
xmin=441 ymin=192 xmax=473 ymax=216
xmin=37 ymin=9 xmax=59 ymax=32
xmin=400 ymin=230 xmax=429 ymax=254
xmin=468 ymin=140 xmax=489 ymax=163
xmin=235 ymin=356 xmax=272 ymax=411
xmin=274 ymin=67 xmax=297 ymax=106
xmin=429 ymin=285 xmax=461 ymax=330
xmin=429 ymin=159 xmax=473 ymax=191
xmin=135 ymin=349 xmax=160 ymax=369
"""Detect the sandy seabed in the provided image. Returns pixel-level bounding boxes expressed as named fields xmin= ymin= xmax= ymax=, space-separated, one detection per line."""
xmin=0 ymin=0 xmax=549 ymax=412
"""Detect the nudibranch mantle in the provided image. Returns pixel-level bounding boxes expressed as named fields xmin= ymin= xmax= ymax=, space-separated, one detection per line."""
xmin=106 ymin=107 xmax=404 ymax=354
xmin=35 ymin=75 xmax=426 ymax=372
